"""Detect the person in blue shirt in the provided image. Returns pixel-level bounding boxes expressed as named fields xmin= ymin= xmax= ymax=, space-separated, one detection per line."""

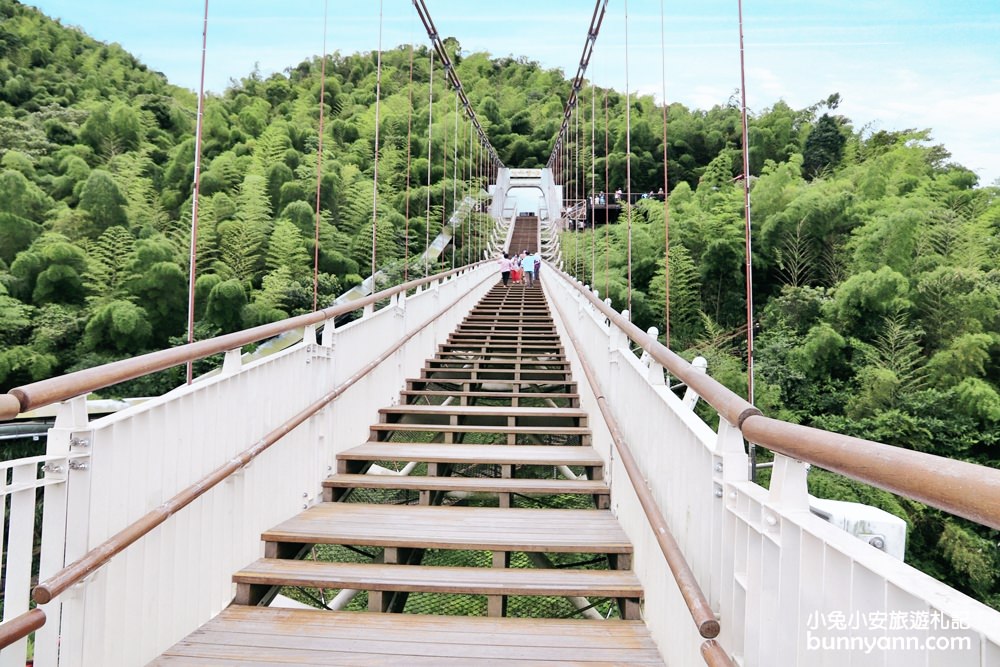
xmin=521 ymin=251 xmax=536 ymax=287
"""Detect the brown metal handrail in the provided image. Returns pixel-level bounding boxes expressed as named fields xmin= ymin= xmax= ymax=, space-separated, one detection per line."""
xmin=0 ymin=608 xmax=45 ymax=650
xmin=701 ymin=639 xmax=737 ymax=667
xmin=551 ymin=295 xmax=720 ymax=640
xmin=561 ymin=272 xmax=1000 ymax=531
xmin=32 ymin=267 xmax=493 ymax=606
xmin=0 ymin=263 xmax=484 ymax=420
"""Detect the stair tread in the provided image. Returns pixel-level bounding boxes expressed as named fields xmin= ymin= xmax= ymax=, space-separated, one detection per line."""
xmin=323 ymin=473 xmax=606 ymax=494
xmin=340 ymin=442 xmax=603 ymax=465
xmin=399 ymin=389 xmax=579 ymax=399
xmin=379 ymin=404 xmax=586 ymax=417
xmin=261 ymin=503 xmax=632 ymax=552
xmin=370 ymin=423 xmax=589 ymax=435
xmin=234 ymin=559 xmax=641 ymax=596
xmin=153 ymin=607 xmax=665 ymax=665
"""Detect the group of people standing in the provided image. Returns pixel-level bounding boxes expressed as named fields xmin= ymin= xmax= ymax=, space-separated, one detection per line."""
xmin=498 ymin=250 xmax=541 ymax=287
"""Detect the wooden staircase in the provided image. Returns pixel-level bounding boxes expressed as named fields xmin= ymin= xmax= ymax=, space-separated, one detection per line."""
xmin=153 ymin=281 xmax=663 ymax=665
xmin=508 ymin=215 xmax=540 ymax=255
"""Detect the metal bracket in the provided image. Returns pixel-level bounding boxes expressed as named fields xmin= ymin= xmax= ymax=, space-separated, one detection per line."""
xmin=306 ymin=344 xmax=334 ymax=363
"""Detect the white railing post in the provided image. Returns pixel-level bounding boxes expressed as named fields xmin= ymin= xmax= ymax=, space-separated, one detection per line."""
xmin=221 ymin=348 xmax=242 ymax=376
xmin=1 ymin=463 xmax=37 ymax=667
xmin=321 ymin=317 xmax=336 ymax=347
xmin=711 ymin=417 xmax=748 ymax=660
xmin=682 ymin=356 xmax=708 ymax=410
xmin=35 ymin=395 xmax=91 ymax=667
xmin=767 ymin=454 xmax=809 ymax=510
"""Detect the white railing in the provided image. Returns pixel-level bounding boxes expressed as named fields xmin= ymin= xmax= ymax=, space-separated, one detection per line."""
xmin=544 ymin=268 xmax=1000 ymax=666
xmin=1 ymin=264 xmax=495 ymax=667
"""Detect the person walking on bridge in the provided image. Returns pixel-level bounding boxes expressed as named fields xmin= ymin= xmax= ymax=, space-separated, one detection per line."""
xmin=521 ymin=250 xmax=536 ymax=287
xmin=498 ymin=252 xmax=512 ymax=287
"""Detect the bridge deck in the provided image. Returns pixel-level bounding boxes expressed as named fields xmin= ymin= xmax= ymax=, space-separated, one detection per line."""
xmin=152 ymin=281 xmax=661 ymax=664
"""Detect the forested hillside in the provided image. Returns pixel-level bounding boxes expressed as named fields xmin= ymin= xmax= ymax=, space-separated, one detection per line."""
xmin=560 ymin=93 xmax=1000 ymax=609
xmin=1 ymin=0 xmax=998 ymax=606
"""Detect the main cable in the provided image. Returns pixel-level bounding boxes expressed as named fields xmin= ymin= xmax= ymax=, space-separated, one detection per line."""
xmin=546 ymin=0 xmax=610 ymax=169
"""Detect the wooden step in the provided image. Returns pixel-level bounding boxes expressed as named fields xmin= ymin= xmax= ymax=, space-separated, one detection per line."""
xmin=427 ymin=359 xmax=571 ymax=370
xmin=323 ymin=473 xmax=607 ymax=496
xmin=434 ymin=350 xmax=566 ymax=360
xmin=379 ymin=404 xmax=586 ymax=421
xmin=418 ymin=368 xmax=571 ymax=381
xmin=440 ymin=342 xmax=564 ymax=352
xmin=370 ymin=422 xmax=589 ymax=439
xmin=455 ymin=325 xmax=556 ymax=333
xmin=406 ymin=379 xmax=578 ymax=394
xmin=153 ymin=607 xmax=666 ymax=665
xmin=463 ymin=315 xmax=552 ymax=322
xmin=233 ymin=559 xmax=642 ymax=599
xmin=339 ymin=442 xmax=604 ymax=467
xmin=400 ymin=389 xmax=579 ymax=407
xmin=261 ymin=503 xmax=632 ymax=554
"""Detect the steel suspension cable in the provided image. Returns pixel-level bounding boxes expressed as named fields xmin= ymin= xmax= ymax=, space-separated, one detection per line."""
xmin=738 ymin=0 xmax=755 ymax=406
xmin=573 ymin=105 xmax=583 ymax=278
xmin=370 ymin=0 xmax=385 ymax=281
xmin=441 ymin=95 xmax=449 ymax=271
xmin=737 ymin=0 xmax=757 ymax=484
xmin=460 ymin=115 xmax=466 ymax=265
xmin=467 ymin=118 xmax=473 ymax=264
xmin=476 ymin=138 xmax=482 ymax=261
xmin=313 ymin=0 xmax=329 ymax=311
xmin=660 ymin=0 xmax=671 ymax=348
xmin=451 ymin=92 xmax=458 ymax=269
xmin=403 ymin=39 xmax=414 ymax=281
xmin=604 ymin=88 xmax=610 ymax=300
xmin=545 ymin=0 xmax=609 ymax=170
xmin=625 ymin=0 xmax=633 ymax=317
xmin=424 ymin=49 xmax=434 ymax=277
xmin=185 ymin=0 xmax=209 ymax=385
xmin=591 ymin=82 xmax=596 ymax=283
xmin=411 ymin=0 xmax=503 ymax=168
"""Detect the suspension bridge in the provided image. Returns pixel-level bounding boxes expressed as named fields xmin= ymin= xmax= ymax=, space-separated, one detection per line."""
xmin=2 ymin=1 xmax=1000 ymax=666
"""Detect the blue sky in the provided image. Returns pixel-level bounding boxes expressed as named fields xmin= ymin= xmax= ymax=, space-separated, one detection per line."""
xmin=25 ymin=0 xmax=1000 ymax=185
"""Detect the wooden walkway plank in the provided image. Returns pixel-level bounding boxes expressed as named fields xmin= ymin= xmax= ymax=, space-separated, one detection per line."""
xmin=233 ymin=560 xmax=642 ymax=597
xmin=338 ymin=442 xmax=604 ymax=466
xmin=378 ymin=405 xmax=586 ymax=419
xmin=152 ymin=608 xmax=665 ymax=666
xmin=323 ymin=473 xmax=606 ymax=495
xmin=260 ymin=504 xmax=632 ymax=553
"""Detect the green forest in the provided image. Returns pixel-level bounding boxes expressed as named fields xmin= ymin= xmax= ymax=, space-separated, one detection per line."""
xmin=1 ymin=0 xmax=998 ymax=607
